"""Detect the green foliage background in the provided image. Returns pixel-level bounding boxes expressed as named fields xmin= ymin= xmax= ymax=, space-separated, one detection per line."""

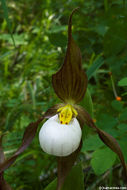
xmin=0 ymin=0 xmax=127 ymax=189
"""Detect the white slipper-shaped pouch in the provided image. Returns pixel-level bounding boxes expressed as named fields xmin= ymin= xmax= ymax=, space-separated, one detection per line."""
xmin=39 ymin=114 xmax=82 ymax=157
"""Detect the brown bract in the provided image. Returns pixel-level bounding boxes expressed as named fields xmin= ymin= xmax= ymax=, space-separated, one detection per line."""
xmin=52 ymin=8 xmax=88 ymax=104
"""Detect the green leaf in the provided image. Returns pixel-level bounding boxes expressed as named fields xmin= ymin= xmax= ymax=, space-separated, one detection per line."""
xmin=97 ymin=113 xmax=118 ymax=130
xmin=52 ymin=8 xmax=88 ymax=104
xmin=91 ymin=147 xmax=116 ymax=175
xmin=44 ymin=179 xmax=57 ymax=190
xmin=86 ymin=55 xmax=104 ymax=80
xmin=104 ymin=22 xmax=127 ymax=57
xmin=118 ymin=138 xmax=127 ymax=163
xmin=82 ymin=134 xmax=104 ymax=151
xmin=119 ymin=108 xmax=127 ymax=121
xmin=61 ymin=163 xmax=84 ymax=190
xmin=111 ymin=100 xmax=123 ymax=112
xmin=80 ymin=89 xmax=93 ymax=117
xmin=80 ymin=89 xmax=93 ymax=137
xmin=117 ymin=123 xmax=127 ymax=134
xmin=118 ymin=77 xmax=127 ymax=86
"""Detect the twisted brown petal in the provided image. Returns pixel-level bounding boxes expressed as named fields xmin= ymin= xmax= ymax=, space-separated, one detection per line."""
xmin=0 ymin=117 xmax=44 ymax=173
xmin=76 ymin=105 xmax=127 ymax=180
xmin=0 ymin=105 xmax=61 ymax=174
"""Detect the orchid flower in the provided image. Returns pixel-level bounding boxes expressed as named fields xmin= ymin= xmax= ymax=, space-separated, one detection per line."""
xmin=0 ymin=8 xmax=127 ymax=190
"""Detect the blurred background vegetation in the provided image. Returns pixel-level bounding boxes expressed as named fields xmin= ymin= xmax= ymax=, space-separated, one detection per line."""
xmin=0 ymin=0 xmax=127 ymax=189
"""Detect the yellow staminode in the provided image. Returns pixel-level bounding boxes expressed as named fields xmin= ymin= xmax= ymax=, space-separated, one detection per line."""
xmin=57 ymin=104 xmax=78 ymax=125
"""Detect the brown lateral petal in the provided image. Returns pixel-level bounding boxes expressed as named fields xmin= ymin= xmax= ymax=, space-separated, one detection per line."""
xmin=52 ymin=8 xmax=88 ymax=104
xmin=57 ymin=141 xmax=82 ymax=190
xmin=0 ymin=106 xmax=59 ymax=173
xmin=76 ymin=105 xmax=127 ymax=180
